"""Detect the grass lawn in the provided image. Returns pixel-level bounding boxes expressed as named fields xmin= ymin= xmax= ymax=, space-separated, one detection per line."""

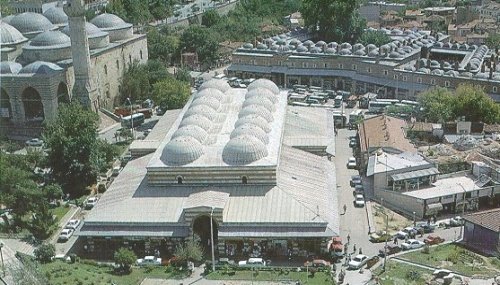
xmin=372 ymin=261 xmax=433 ymax=285
xmin=41 ymin=260 xmax=188 ymax=285
xmin=398 ymin=243 xmax=500 ymax=278
xmin=51 ymin=206 xmax=70 ymax=222
xmin=207 ymin=269 xmax=333 ymax=285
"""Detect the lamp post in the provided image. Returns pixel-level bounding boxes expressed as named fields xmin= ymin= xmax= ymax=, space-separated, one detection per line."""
xmin=380 ymin=198 xmax=389 ymax=272
xmin=210 ymin=207 xmax=216 ymax=272
xmin=457 ymin=183 xmax=467 ymax=240
xmin=0 ymin=240 xmax=5 ymax=276
xmin=126 ymin=98 xmax=134 ymax=140
xmin=413 ymin=211 xmax=416 ymax=227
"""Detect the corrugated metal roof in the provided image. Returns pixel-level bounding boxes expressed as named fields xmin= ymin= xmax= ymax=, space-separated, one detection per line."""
xmin=218 ymin=225 xmax=334 ymax=238
xmin=403 ymin=176 xmax=481 ymax=200
xmin=391 ymin=167 xmax=439 ymax=181
xmin=77 ymin=225 xmax=189 ymax=237
xmin=283 ymin=106 xmax=335 ymax=148
xmin=463 ymin=208 xmax=500 ymax=233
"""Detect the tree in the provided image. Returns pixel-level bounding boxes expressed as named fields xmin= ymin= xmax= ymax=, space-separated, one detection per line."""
xmin=0 ymin=0 xmax=12 ymax=16
xmin=120 ymin=61 xmax=150 ymax=103
xmin=359 ymin=30 xmax=391 ymax=46
xmin=180 ymin=25 xmax=220 ymax=66
xmin=43 ymin=184 xmax=63 ymax=202
xmin=152 ymin=77 xmax=191 ymax=110
xmin=301 ymin=0 xmax=366 ymax=42
xmin=43 ymin=103 xmax=100 ymax=197
xmin=114 ymin=247 xmax=137 ymax=273
xmin=30 ymin=203 xmax=56 ymax=239
xmin=34 ymin=243 xmax=55 ymax=263
xmin=174 ymin=240 xmax=204 ymax=263
xmin=147 ymin=27 xmax=180 ymax=64
xmin=105 ymin=0 xmax=152 ymax=25
xmin=453 ymin=84 xmax=500 ymax=123
xmin=95 ymin=140 xmax=121 ymax=173
xmin=202 ymin=9 xmax=221 ymax=27
xmin=149 ymin=0 xmax=171 ymax=21
xmin=418 ymin=87 xmax=456 ymax=123
xmin=485 ymin=34 xmax=500 ymax=49
xmin=175 ymin=67 xmax=191 ymax=83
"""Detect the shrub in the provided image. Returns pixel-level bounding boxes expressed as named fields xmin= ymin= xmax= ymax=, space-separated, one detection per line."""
xmin=34 ymin=243 xmax=55 ymax=263
xmin=406 ymin=270 xmax=421 ymax=280
xmin=422 ymin=245 xmax=430 ymax=254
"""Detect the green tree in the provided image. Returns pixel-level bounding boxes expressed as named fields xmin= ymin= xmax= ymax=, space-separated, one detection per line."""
xmin=0 ymin=0 xmax=12 ymax=16
xmin=485 ymin=34 xmax=500 ymax=49
xmin=301 ymin=0 xmax=366 ymax=42
xmin=114 ymin=247 xmax=137 ymax=272
xmin=30 ymin=203 xmax=56 ymax=239
xmin=149 ymin=0 xmax=171 ymax=21
xmin=202 ymin=9 xmax=221 ymax=27
xmin=105 ymin=0 xmax=151 ymax=25
xmin=175 ymin=67 xmax=191 ymax=83
xmin=152 ymin=77 xmax=191 ymax=110
xmin=174 ymin=240 xmax=204 ymax=263
xmin=43 ymin=103 xmax=100 ymax=197
xmin=147 ymin=28 xmax=180 ymax=64
xmin=34 ymin=243 xmax=55 ymax=263
xmin=180 ymin=25 xmax=220 ymax=66
xmin=454 ymin=84 xmax=500 ymax=123
xmin=418 ymin=87 xmax=456 ymax=122
xmin=359 ymin=30 xmax=391 ymax=46
xmin=43 ymin=184 xmax=63 ymax=201
xmin=121 ymin=61 xmax=150 ymax=103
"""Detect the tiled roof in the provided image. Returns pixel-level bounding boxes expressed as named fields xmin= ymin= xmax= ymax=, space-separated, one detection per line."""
xmin=463 ymin=208 xmax=500 ymax=233
xmin=359 ymin=115 xmax=416 ymax=153
xmin=484 ymin=124 xmax=500 ymax=133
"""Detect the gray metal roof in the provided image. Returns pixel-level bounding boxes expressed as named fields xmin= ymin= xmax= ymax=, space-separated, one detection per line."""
xmin=78 ymin=224 xmax=189 ymax=237
xmin=391 ymin=167 xmax=439 ymax=181
xmin=283 ymin=106 xmax=335 ymax=149
xmin=218 ymin=225 xmax=335 ymax=238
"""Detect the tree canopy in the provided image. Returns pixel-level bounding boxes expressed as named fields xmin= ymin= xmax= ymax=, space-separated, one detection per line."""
xmin=152 ymin=76 xmax=191 ymax=110
xmin=301 ymin=0 xmax=366 ymax=42
xmin=359 ymin=30 xmax=391 ymax=46
xmin=180 ymin=25 xmax=220 ymax=66
xmin=114 ymin=247 xmax=137 ymax=272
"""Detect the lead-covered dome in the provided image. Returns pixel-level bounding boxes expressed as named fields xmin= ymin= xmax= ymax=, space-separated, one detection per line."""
xmin=163 ymin=136 xmax=204 ymax=165
xmin=245 ymin=88 xmax=278 ymax=103
xmin=222 ymin=135 xmax=268 ymax=165
xmin=242 ymin=96 xmax=275 ymax=112
xmin=0 ymin=22 xmax=27 ymax=45
xmin=19 ymin=61 xmax=62 ymax=74
xmin=238 ymin=105 xmax=274 ymax=122
xmin=183 ymin=104 xmax=218 ymax=121
xmin=91 ymin=13 xmax=130 ymax=29
xmin=191 ymin=96 xmax=222 ymax=111
xmin=248 ymin=79 xmax=279 ymax=95
xmin=171 ymin=125 xmax=208 ymax=144
xmin=43 ymin=6 xmax=68 ymax=26
xmin=230 ymin=124 xmax=269 ymax=144
xmin=193 ymin=88 xmax=226 ymax=102
xmin=62 ymin=22 xmax=108 ymax=38
xmin=235 ymin=114 xmax=271 ymax=133
xmin=29 ymin=30 xmax=70 ymax=47
xmin=199 ymin=79 xmax=231 ymax=93
xmin=179 ymin=114 xmax=212 ymax=131
xmin=0 ymin=61 xmax=22 ymax=74
xmin=9 ymin=12 xmax=54 ymax=36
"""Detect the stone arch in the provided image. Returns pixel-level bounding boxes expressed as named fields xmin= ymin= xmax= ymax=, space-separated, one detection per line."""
xmin=192 ymin=214 xmax=218 ymax=255
xmin=57 ymin=82 xmax=70 ymax=104
xmin=242 ymin=176 xmax=248 ymax=184
xmin=22 ymin=87 xmax=44 ymax=122
xmin=0 ymin=88 xmax=13 ymax=123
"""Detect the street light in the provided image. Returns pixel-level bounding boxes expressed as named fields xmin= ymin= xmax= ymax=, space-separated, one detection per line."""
xmin=0 ymin=240 xmax=5 ymax=276
xmin=126 ymin=98 xmax=134 ymax=139
xmin=413 ymin=211 xmax=416 ymax=227
xmin=457 ymin=183 xmax=467 ymax=240
xmin=380 ymin=198 xmax=389 ymax=272
xmin=210 ymin=207 xmax=216 ymax=272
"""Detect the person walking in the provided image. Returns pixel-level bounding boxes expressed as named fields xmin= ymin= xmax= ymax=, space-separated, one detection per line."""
xmin=358 ymin=247 xmax=362 ymax=254
xmin=393 ymin=237 xmax=398 ymax=245
xmin=343 ymin=204 xmax=347 ymax=214
xmin=347 ymin=234 xmax=351 ymax=244
xmin=353 ymin=244 xmax=356 ymax=253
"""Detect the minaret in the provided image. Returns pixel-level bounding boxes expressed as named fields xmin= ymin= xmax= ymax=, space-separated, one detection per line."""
xmin=64 ymin=0 xmax=96 ymax=108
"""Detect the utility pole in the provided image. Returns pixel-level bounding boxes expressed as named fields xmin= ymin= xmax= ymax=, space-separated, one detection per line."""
xmin=210 ymin=207 xmax=216 ymax=272
xmin=381 ymin=198 xmax=389 ymax=272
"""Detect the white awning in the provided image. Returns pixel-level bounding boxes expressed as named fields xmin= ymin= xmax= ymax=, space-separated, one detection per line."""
xmin=391 ymin=167 xmax=439 ymax=181
xmin=426 ymin=202 xmax=443 ymax=213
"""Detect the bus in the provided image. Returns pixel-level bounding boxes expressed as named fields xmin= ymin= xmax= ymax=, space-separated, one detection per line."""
xmin=337 ymin=90 xmax=351 ymax=100
xmin=359 ymin=93 xmax=377 ymax=109
xmin=332 ymin=111 xmax=348 ymax=128
xmin=368 ymin=99 xmax=399 ymax=113
xmin=334 ymin=95 xmax=343 ymax=108
xmin=348 ymin=110 xmax=363 ymax=129
xmin=292 ymin=84 xmax=307 ymax=91
xmin=121 ymin=113 xmax=145 ymax=129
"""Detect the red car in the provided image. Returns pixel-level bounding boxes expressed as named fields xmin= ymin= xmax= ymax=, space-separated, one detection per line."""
xmin=424 ymin=235 xmax=445 ymax=245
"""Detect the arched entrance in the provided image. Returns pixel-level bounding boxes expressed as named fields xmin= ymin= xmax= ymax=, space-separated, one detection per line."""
xmin=57 ymin=82 xmax=70 ymax=104
xmin=192 ymin=214 xmax=218 ymax=256
xmin=22 ymin=87 xmax=44 ymax=122
xmin=0 ymin=88 xmax=12 ymax=123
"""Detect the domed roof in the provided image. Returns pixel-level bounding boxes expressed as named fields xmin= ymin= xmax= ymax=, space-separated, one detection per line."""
xmin=303 ymin=40 xmax=314 ymax=46
xmin=256 ymin=43 xmax=267 ymax=50
xmin=296 ymin=45 xmax=308 ymax=52
xmin=164 ymin=136 xmax=204 ymax=165
xmin=193 ymin=88 xmax=226 ymax=102
xmin=389 ymin=51 xmax=402 ymax=58
xmin=340 ymin=42 xmax=352 ymax=49
xmin=91 ymin=13 xmax=131 ymax=29
xmin=354 ymin=49 xmax=366 ymax=56
xmin=62 ymin=22 xmax=108 ymax=38
xmin=368 ymin=49 xmax=379 ymax=57
xmin=431 ymin=69 xmax=444 ymax=76
xmin=179 ymin=114 xmax=213 ymax=131
xmin=2 ymin=15 xmax=14 ymax=24
xmin=0 ymin=21 xmax=27 ymax=45
xmin=245 ymin=88 xmax=278 ymax=103
xmin=230 ymin=124 xmax=269 ymax=144
xmin=339 ymin=48 xmax=352 ymax=55
xmin=9 ymin=12 xmax=54 ymax=35
xmin=243 ymin=43 xmax=253 ymax=49
xmin=352 ymin=43 xmax=364 ymax=51
xmin=247 ymin=79 xmax=279 ymax=95
xmin=43 ymin=6 xmax=67 ymax=25
xmin=191 ymin=96 xmax=222 ymax=111
xmin=0 ymin=61 xmax=22 ymax=74
xmin=183 ymin=105 xmax=217 ymax=121
xmin=29 ymin=30 xmax=70 ymax=47
xmin=199 ymin=79 xmax=231 ymax=93
xmin=235 ymin=114 xmax=271 ymax=133
xmin=171 ymin=125 xmax=208 ymax=144
xmin=238 ymin=105 xmax=273 ymax=122
xmin=19 ymin=61 xmax=62 ymax=74
xmin=242 ymin=96 xmax=275 ymax=112
xmin=316 ymin=40 xmax=326 ymax=46
xmin=417 ymin=67 xmax=430 ymax=74
xmin=325 ymin=48 xmax=336 ymax=54
xmin=444 ymin=70 xmax=458 ymax=77
xmin=222 ymin=135 xmax=268 ymax=165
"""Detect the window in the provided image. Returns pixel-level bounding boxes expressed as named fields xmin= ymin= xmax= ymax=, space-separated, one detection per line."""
xmin=494 ymin=86 xmax=498 ymax=93
xmin=324 ymin=63 xmax=327 ymax=68
xmin=116 ymin=60 xmax=119 ymax=70
xmin=367 ymin=68 xmax=372 ymax=73
xmin=383 ymin=70 xmax=388 ymax=76
xmin=417 ymin=77 xmax=422 ymax=83
xmin=140 ymin=50 xmax=143 ymax=59
xmin=242 ymin=176 xmax=248 ymax=184
xmin=430 ymin=79 xmax=436 ymax=85
xmin=403 ymin=76 xmax=407 ymax=81
xmin=352 ymin=64 xmax=357 ymax=70
xmin=129 ymin=55 xmax=132 ymax=64
xmin=177 ymin=176 xmax=183 ymax=184
xmin=394 ymin=74 xmax=398 ymax=80
xmin=444 ymin=81 xmax=450 ymax=87
xmin=104 ymin=65 xmax=107 ymax=75
xmin=338 ymin=63 xmax=344 ymax=68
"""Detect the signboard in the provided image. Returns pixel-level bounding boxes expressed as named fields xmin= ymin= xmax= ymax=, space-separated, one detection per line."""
xmin=0 ymin=108 xmax=10 ymax=118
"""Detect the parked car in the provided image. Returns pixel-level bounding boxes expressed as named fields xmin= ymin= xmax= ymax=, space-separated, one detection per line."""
xmin=348 ymin=254 xmax=368 ymax=269
xmin=136 ymin=256 xmax=162 ymax=266
xmin=424 ymin=235 xmax=445 ymax=245
xmin=350 ymin=175 xmax=362 ymax=187
xmin=395 ymin=227 xmax=418 ymax=239
xmin=349 ymin=139 xmax=358 ymax=148
xmin=25 ymin=138 xmax=44 ymax=147
xmin=85 ymin=197 xmax=99 ymax=209
xmin=401 ymin=239 xmax=425 ymax=250
xmin=416 ymin=222 xmax=435 ymax=233
xmin=238 ymin=258 xmax=266 ymax=267
xmin=304 ymin=259 xmax=331 ymax=267
xmin=58 ymin=228 xmax=74 ymax=242
xmin=347 ymin=157 xmax=357 ymax=169
xmin=354 ymin=194 xmax=365 ymax=207
xmin=441 ymin=216 xmax=464 ymax=228
xmin=369 ymin=231 xmax=393 ymax=243
xmin=353 ymin=185 xmax=364 ymax=195
xmin=433 ymin=269 xmax=453 ymax=278
xmin=143 ymin=129 xmax=152 ymax=137
xmin=65 ymin=219 xmax=81 ymax=230
xmin=378 ymin=244 xmax=401 ymax=257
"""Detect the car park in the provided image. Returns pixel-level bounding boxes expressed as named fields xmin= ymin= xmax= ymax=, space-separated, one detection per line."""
xmin=136 ymin=256 xmax=162 ymax=266
xmin=401 ymin=239 xmax=425 ymax=250
xmin=424 ymin=235 xmax=445 ymax=245
xmin=395 ymin=227 xmax=418 ymax=239
xmin=347 ymin=157 xmax=357 ymax=169
xmin=65 ymin=219 xmax=81 ymax=230
xmin=58 ymin=228 xmax=74 ymax=242
xmin=85 ymin=197 xmax=99 ymax=209
xmin=354 ymin=194 xmax=365 ymax=207
xmin=25 ymin=138 xmax=44 ymax=147
xmin=348 ymin=254 xmax=368 ymax=269
xmin=350 ymin=175 xmax=362 ymax=187
xmin=369 ymin=231 xmax=393 ymax=243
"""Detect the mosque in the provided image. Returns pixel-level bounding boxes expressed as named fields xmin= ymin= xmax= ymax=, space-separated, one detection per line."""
xmin=0 ymin=0 xmax=148 ymax=136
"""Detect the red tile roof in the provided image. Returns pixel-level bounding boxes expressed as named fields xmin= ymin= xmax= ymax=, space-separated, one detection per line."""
xmin=463 ymin=208 xmax=500 ymax=233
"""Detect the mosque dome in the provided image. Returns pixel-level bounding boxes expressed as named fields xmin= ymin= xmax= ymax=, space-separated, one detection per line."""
xmin=9 ymin=12 xmax=54 ymax=35
xmin=2 ymin=15 xmax=14 ymax=24
xmin=62 ymin=22 xmax=108 ymax=39
xmin=191 ymin=96 xmax=222 ymax=111
xmin=29 ymin=30 xmax=70 ymax=47
xmin=0 ymin=22 xmax=27 ymax=45
xmin=235 ymin=114 xmax=271 ymax=133
xmin=179 ymin=114 xmax=213 ymax=131
xmin=164 ymin=136 xmax=204 ymax=165
xmin=193 ymin=88 xmax=226 ymax=102
xmin=354 ymin=49 xmax=366 ymax=56
xmin=19 ymin=61 xmax=62 ymax=74
xmin=339 ymin=48 xmax=352 ymax=55
xmin=91 ymin=13 xmax=130 ymax=29
xmin=238 ymin=105 xmax=273 ymax=122
xmin=325 ymin=48 xmax=336 ymax=54
xmin=243 ymin=43 xmax=253 ymax=49
xmin=309 ymin=47 xmax=321 ymax=53
xmin=199 ymin=79 xmax=231 ymax=93
xmin=247 ymin=79 xmax=279 ymax=95
xmin=43 ymin=6 xmax=68 ymax=25
xmin=245 ymin=87 xmax=278 ymax=103
xmin=230 ymin=124 xmax=269 ymax=144
xmin=256 ymin=43 xmax=267 ymax=50
xmin=389 ymin=51 xmax=402 ymax=58
xmin=171 ymin=125 xmax=208 ymax=144
xmin=222 ymin=135 xmax=268 ymax=165
xmin=242 ymin=95 xmax=275 ymax=112
xmin=183 ymin=105 xmax=218 ymax=121
xmin=296 ymin=45 xmax=308 ymax=52
xmin=0 ymin=61 xmax=22 ymax=74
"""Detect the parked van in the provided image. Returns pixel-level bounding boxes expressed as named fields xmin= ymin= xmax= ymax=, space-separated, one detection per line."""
xmin=238 ymin=258 xmax=266 ymax=267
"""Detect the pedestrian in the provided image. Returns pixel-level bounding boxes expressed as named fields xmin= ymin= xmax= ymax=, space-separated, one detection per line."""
xmin=344 ymin=243 xmax=348 ymax=253
xmin=433 ymin=215 xmax=437 ymax=224
xmin=353 ymin=244 xmax=356 ymax=253
xmin=358 ymin=247 xmax=362 ymax=254
xmin=343 ymin=204 xmax=347 ymax=214
xmin=405 ymin=235 xmax=409 ymax=243
xmin=347 ymin=234 xmax=350 ymax=244
xmin=393 ymin=237 xmax=398 ymax=244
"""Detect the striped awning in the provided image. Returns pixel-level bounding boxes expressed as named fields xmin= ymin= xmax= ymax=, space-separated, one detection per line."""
xmin=391 ymin=167 xmax=439 ymax=181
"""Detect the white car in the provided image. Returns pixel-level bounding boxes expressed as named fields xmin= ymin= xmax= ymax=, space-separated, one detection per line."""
xmin=401 ymin=239 xmax=425 ymax=250
xmin=354 ymin=194 xmax=365 ymax=207
xmin=58 ymin=228 xmax=74 ymax=242
xmin=85 ymin=197 xmax=99 ymax=209
xmin=65 ymin=219 xmax=81 ymax=230
xmin=348 ymin=254 xmax=368 ymax=269
xmin=136 ymin=256 xmax=162 ymax=266
xmin=25 ymin=138 xmax=44 ymax=147
xmin=347 ymin=157 xmax=357 ymax=169
xmin=395 ymin=227 xmax=418 ymax=239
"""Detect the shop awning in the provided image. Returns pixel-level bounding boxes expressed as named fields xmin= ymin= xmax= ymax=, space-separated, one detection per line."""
xmin=391 ymin=167 xmax=439 ymax=182
xmin=426 ymin=203 xmax=443 ymax=213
